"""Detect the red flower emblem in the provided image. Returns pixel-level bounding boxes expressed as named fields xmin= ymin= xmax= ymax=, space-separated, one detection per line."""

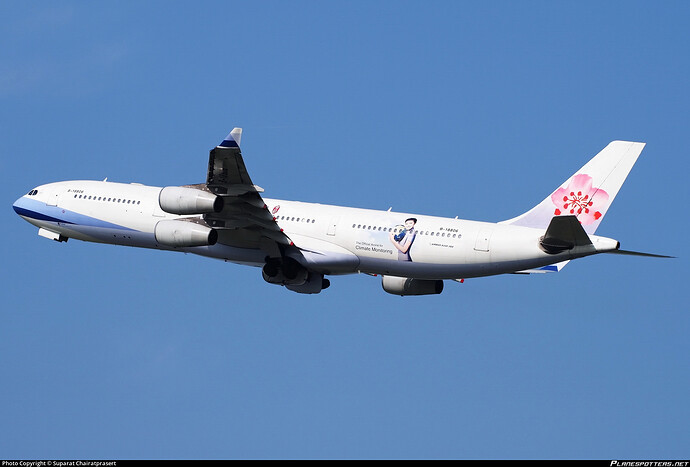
xmin=551 ymin=174 xmax=609 ymax=225
xmin=272 ymin=205 xmax=280 ymax=215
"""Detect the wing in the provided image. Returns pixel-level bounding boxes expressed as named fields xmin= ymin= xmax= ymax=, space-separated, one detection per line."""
xmin=202 ymin=128 xmax=291 ymax=253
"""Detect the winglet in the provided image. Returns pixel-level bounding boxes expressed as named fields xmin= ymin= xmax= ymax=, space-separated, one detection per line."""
xmin=218 ymin=127 xmax=242 ymax=148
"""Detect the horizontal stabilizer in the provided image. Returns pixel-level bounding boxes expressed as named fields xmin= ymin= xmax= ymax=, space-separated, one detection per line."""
xmin=606 ymin=249 xmax=674 ymax=259
xmin=515 ymin=260 xmax=570 ymax=274
xmin=540 ymin=215 xmax=592 ymax=254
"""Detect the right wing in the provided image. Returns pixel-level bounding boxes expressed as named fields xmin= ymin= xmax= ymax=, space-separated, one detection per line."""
xmin=202 ymin=128 xmax=291 ymax=253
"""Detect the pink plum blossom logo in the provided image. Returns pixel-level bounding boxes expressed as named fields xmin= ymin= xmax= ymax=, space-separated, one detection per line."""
xmin=551 ymin=174 xmax=609 ymax=225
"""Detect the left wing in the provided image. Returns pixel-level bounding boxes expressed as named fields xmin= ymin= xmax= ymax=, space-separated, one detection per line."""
xmin=202 ymin=128 xmax=291 ymax=253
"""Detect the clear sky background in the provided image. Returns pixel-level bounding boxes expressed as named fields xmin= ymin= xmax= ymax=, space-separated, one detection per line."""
xmin=1 ymin=1 xmax=688 ymax=460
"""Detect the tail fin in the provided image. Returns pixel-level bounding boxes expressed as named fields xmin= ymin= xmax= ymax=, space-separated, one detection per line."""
xmin=501 ymin=141 xmax=646 ymax=235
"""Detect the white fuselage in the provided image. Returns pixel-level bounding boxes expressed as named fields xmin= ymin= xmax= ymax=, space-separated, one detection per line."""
xmin=13 ymin=180 xmax=619 ymax=280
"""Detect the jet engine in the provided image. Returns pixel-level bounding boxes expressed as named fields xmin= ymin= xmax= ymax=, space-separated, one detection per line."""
xmin=159 ymin=186 xmax=223 ymax=215
xmin=286 ymin=272 xmax=331 ymax=294
xmin=154 ymin=220 xmax=218 ymax=247
xmin=262 ymin=257 xmax=308 ymax=285
xmin=381 ymin=276 xmax=444 ymax=296
xmin=261 ymin=257 xmax=330 ymax=293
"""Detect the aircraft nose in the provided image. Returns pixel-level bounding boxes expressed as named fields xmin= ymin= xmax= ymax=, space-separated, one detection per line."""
xmin=13 ymin=194 xmax=30 ymax=217
xmin=12 ymin=196 xmax=23 ymax=215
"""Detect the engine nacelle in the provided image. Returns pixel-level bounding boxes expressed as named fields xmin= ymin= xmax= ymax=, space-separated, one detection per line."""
xmin=154 ymin=220 xmax=218 ymax=247
xmin=159 ymin=186 xmax=223 ymax=215
xmin=262 ymin=257 xmax=308 ymax=286
xmin=381 ymin=276 xmax=444 ymax=296
xmin=286 ymin=273 xmax=331 ymax=294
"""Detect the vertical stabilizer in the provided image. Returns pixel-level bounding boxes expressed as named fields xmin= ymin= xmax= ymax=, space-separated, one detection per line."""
xmin=501 ymin=141 xmax=645 ymax=234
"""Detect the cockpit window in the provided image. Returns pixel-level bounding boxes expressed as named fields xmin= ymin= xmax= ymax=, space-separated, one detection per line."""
xmin=27 ymin=189 xmax=38 ymax=196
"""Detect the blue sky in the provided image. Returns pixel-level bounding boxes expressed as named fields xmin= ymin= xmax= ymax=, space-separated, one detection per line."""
xmin=2 ymin=1 xmax=688 ymax=459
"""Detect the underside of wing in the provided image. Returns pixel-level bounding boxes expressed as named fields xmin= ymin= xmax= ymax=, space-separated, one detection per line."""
xmin=197 ymin=129 xmax=332 ymax=294
xmin=202 ymin=128 xmax=292 ymax=252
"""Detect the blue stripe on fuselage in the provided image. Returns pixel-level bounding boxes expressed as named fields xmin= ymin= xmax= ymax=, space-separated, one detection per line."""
xmin=13 ymin=197 xmax=135 ymax=231
xmin=13 ymin=205 xmax=70 ymax=224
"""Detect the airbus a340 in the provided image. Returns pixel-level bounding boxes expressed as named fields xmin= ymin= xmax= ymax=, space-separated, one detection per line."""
xmin=13 ymin=129 xmax=669 ymax=295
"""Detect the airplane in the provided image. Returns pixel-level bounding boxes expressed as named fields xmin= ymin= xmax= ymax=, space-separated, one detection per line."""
xmin=13 ymin=128 xmax=670 ymax=295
